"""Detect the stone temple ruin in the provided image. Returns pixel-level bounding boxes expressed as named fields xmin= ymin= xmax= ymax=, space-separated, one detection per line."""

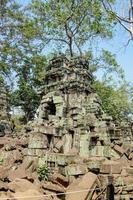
xmin=0 ymin=79 xmax=10 ymax=136
xmin=24 ymin=56 xmax=133 ymax=198
xmin=27 ymin=55 xmax=132 ymax=159
xmin=0 ymin=56 xmax=133 ymax=199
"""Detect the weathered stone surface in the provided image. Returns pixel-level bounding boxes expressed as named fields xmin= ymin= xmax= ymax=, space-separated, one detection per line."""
xmin=52 ymin=173 xmax=69 ymax=187
xmin=8 ymin=159 xmax=36 ymax=181
xmin=41 ymin=182 xmax=65 ymax=193
xmin=129 ymin=152 xmax=133 ymax=159
xmin=66 ymin=164 xmax=88 ymax=176
xmin=3 ymin=149 xmax=23 ymax=166
xmin=113 ymin=145 xmax=125 ymax=156
xmin=28 ymin=132 xmax=48 ymax=149
xmin=8 ymin=167 xmax=28 ymax=181
xmin=100 ymin=160 xmax=122 ymax=174
xmin=66 ymin=172 xmax=100 ymax=200
xmin=0 ymin=166 xmax=9 ymax=180
xmin=124 ymin=167 xmax=133 ymax=175
xmin=7 ymin=179 xmax=44 ymax=200
xmin=87 ymin=157 xmax=106 ymax=172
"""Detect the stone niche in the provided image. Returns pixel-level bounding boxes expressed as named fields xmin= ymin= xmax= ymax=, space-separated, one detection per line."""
xmin=37 ymin=93 xmax=66 ymax=120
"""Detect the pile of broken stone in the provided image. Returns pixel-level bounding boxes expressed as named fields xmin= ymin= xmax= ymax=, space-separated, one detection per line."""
xmin=1 ymin=133 xmax=133 ymax=200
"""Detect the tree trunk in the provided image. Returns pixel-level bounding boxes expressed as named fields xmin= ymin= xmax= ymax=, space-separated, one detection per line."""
xmin=69 ymin=37 xmax=73 ymax=57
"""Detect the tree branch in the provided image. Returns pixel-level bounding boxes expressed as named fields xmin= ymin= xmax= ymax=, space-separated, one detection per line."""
xmin=73 ymin=13 xmax=87 ymax=36
xmin=101 ymin=0 xmax=133 ymax=39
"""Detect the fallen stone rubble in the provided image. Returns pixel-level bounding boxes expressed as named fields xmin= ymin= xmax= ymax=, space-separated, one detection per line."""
xmin=0 ymin=134 xmax=133 ymax=199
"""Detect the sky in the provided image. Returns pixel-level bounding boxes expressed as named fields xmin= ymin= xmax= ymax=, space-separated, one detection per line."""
xmin=100 ymin=26 xmax=133 ymax=83
xmin=115 ymin=38 xmax=133 ymax=83
xmin=103 ymin=0 xmax=133 ymax=83
xmin=18 ymin=0 xmax=133 ymax=83
xmin=111 ymin=0 xmax=133 ymax=83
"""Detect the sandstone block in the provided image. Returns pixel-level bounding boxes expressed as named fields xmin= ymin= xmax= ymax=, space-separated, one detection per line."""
xmin=100 ymin=160 xmax=122 ymax=174
xmin=66 ymin=164 xmax=88 ymax=176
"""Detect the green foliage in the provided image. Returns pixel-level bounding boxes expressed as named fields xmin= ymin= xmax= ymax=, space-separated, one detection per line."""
xmin=100 ymin=50 xmax=124 ymax=79
xmin=0 ymin=0 xmax=47 ymax=121
xmin=29 ymin=0 xmax=116 ymax=56
xmin=11 ymin=115 xmax=26 ymax=133
xmin=11 ymin=84 xmax=40 ymax=123
xmin=37 ymin=164 xmax=49 ymax=181
xmin=93 ymin=80 xmax=132 ymax=121
xmin=84 ymin=49 xmax=124 ymax=82
xmin=0 ymin=0 xmax=132 ymax=124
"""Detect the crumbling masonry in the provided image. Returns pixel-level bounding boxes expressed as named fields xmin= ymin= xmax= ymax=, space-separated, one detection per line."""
xmin=27 ymin=56 xmax=132 ymax=158
xmin=24 ymin=56 xmax=133 ymax=198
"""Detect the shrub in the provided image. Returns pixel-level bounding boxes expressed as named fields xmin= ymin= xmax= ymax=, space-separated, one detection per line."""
xmin=37 ymin=164 xmax=49 ymax=181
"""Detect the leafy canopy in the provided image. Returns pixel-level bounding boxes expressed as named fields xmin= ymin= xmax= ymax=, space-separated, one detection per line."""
xmin=29 ymin=0 xmax=116 ymax=56
xmin=94 ymin=80 xmax=132 ymax=121
xmin=0 ymin=0 xmax=132 ymax=122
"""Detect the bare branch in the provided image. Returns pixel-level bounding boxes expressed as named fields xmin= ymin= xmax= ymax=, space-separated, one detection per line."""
xmin=124 ymin=38 xmax=133 ymax=47
xmin=74 ymin=38 xmax=82 ymax=56
xmin=117 ymin=16 xmax=133 ymax=37
xmin=116 ymin=16 xmax=133 ymax=24
xmin=73 ymin=13 xmax=87 ymax=36
xmin=101 ymin=0 xmax=133 ymax=40
xmin=48 ymin=37 xmax=69 ymax=44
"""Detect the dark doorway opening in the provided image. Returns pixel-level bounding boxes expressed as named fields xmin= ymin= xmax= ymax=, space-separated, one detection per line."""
xmin=69 ymin=130 xmax=74 ymax=148
xmin=47 ymin=100 xmax=56 ymax=115
xmin=47 ymin=134 xmax=53 ymax=148
xmin=90 ymin=126 xmax=95 ymax=132
xmin=89 ymin=137 xmax=98 ymax=150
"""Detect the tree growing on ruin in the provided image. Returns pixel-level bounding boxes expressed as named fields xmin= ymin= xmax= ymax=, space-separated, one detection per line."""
xmin=0 ymin=0 xmax=132 ymax=122
xmin=29 ymin=0 xmax=116 ymax=57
